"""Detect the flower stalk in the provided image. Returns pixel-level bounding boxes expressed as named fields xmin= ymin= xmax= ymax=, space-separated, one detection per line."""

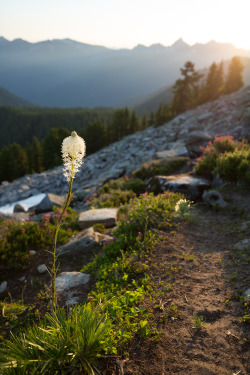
xmin=51 ymin=131 xmax=86 ymax=313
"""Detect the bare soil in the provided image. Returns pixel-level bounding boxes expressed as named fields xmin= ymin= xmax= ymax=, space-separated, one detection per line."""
xmin=122 ymin=188 xmax=250 ymax=375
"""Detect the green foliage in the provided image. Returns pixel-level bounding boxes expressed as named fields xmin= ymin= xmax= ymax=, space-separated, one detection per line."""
xmin=133 ymin=157 xmax=189 ymax=180
xmin=80 ymin=121 xmax=106 ymax=155
xmin=193 ymin=315 xmax=206 ymax=330
xmin=83 ymin=192 xmax=184 ymax=352
xmin=215 ymin=147 xmax=250 ymax=183
xmin=0 ymin=302 xmax=38 ymax=342
xmin=42 ymin=127 xmax=71 ymax=170
xmin=199 ymin=61 xmax=225 ymax=103
xmin=0 ymin=304 xmax=111 ymax=375
xmin=87 ymin=177 xmax=146 ymax=208
xmin=154 ymin=103 xmax=173 ymax=127
xmin=172 ymin=61 xmax=203 ymax=115
xmin=225 ymin=56 xmax=244 ymax=94
xmin=195 ymin=136 xmax=250 ymax=184
xmin=0 ymin=208 xmax=78 ymax=269
xmin=0 ymin=106 xmax=115 ymax=151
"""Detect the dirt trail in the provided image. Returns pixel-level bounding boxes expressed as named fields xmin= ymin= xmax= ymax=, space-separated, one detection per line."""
xmin=125 ymin=190 xmax=250 ymax=375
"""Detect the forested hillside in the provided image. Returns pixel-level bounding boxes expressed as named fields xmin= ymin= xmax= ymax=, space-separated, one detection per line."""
xmin=0 ymin=106 xmax=115 ymax=149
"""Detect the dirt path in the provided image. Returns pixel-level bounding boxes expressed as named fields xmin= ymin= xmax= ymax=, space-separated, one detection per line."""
xmin=124 ymin=190 xmax=250 ymax=375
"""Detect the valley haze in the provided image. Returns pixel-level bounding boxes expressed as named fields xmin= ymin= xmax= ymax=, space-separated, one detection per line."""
xmin=0 ymin=36 xmax=250 ymax=108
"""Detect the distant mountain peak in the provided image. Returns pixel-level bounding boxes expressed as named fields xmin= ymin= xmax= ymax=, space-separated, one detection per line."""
xmin=171 ymin=38 xmax=189 ymax=48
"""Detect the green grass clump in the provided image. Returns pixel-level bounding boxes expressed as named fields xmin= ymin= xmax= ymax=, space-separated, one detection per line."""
xmin=0 ymin=304 xmax=111 ymax=375
xmin=132 ymin=157 xmax=189 ymax=180
xmin=87 ymin=176 xmax=146 ymax=208
xmin=195 ymin=136 xmax=250 ymax=184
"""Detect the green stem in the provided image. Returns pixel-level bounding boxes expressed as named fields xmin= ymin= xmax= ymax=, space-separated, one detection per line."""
xmin=51 ymin=176 xmax=73 ymax=313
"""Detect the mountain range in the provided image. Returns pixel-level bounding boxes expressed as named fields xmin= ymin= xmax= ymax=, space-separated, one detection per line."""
xmin=0 ymin=37 xmax=250 ymax=108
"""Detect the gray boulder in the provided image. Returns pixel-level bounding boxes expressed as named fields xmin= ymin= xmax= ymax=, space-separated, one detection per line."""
xmin=29 ymin=193 xmax=65 ymax=213
xmin=56 ymin=272 xmax=90 ymax=293
xmin=56 ymin=227 xmax=113 ymax=256
xmin=78 ymin=208 xmax=118 ymax=229
xmin=185 ymin=131 xmax=212 ymax=158
xmin=148 ymin=173 xmax=210 ymax=200
xmin=0 ymin=281 xmax=7 ymax=294
xmin=234 ymin=239 xmax=250 ymax=251
xmin=202 ymin=190 xmax=227 ymax=208
xmin=156 ymin=142 xmax=188 ymax=159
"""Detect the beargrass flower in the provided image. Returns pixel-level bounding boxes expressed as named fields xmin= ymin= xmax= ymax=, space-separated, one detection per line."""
xmin=62 ymin=131 xmax=86 ymax=181
xmin=50 ymin=131 xmax=86 ymax=313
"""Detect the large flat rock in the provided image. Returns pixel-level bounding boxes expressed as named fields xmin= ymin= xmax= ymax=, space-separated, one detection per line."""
xmin=148 ymin=173 xmax=211 ymax=200
xmin=56 ymin=226 xmax=113 ymax=256
xmin=78 ymin=208 xmax=118 ymax=229
xmin=29 ymin=193 xmax=65 ymax=213
xmin=156 ymin=142 xmax=188 ymax=159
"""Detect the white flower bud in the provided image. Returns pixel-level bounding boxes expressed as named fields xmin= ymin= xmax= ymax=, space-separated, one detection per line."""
xmin=62 ymin=131 xmax=86 ymax=181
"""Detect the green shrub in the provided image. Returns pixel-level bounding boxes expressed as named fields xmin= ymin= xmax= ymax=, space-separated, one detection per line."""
xmin=87 ymin=176 xmax=146 ymax=208
xmin=215 ymin=148 xmax=250 ymax=183
xmin=0 ymin=208 xmax=78 ymax=269
xmin=195 ymin=136 xmax=250 ymax=184
xmin=133 ymin=157 xmax=189 ymax=180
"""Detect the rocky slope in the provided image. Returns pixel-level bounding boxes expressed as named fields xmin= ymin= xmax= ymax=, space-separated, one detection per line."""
xmin=0 ymin=86 xmax=249 ymax=211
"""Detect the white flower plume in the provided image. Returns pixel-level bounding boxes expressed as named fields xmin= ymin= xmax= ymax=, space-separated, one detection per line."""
xmin=62 ymin=131 xmax=86 ymax=181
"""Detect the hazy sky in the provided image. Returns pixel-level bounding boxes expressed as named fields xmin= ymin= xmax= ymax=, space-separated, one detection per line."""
xmin=1 ymin=0 xmax=250 ymax=50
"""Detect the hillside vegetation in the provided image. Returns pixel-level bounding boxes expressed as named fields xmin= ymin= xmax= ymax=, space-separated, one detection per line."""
xmin=0 ymin=137 xmax=249 ymax=374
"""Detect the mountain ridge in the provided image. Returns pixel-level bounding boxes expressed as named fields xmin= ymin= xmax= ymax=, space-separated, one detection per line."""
xmin=1 ymin=37 xmax=250 ymax=108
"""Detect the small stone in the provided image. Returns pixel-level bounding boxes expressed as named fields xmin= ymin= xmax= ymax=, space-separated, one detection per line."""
xmin=29 ymin=250 xmax=37 ymax=255
xmin=18 ymin=276 xmax=26 ymax=282
xmin=244 ymin=289 xmax=250 ymax=300
xmin=202 ymin=190 xmax=227 ymax=208
xmin=37 ymin=264 xmax=48 ymax=274
xmin=56 ymin=272 xmax=90 ymax=293
xmin=234 ymin=239 xmax=250 ymax=251
xmin=66 ymin=297 xmax=80 ymax=305
xmin=0 ymin=281 xmax=7 ymax=293
xmin=238 ymin=221 xmax=250 ymax=230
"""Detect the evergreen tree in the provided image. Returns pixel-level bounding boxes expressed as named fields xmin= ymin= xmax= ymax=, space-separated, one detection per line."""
xmin=26 ymin=137 xmax=44 ymax=173
xmin=155 ymin=103 xmax=173 ymax=126
xmin=215 ymin=61 xmax=225 ymax=97
xmin=0 ymin=146 xmax=11 ymax=182
xmin=172 ymin=61 xmax=202 ymax=115
xmin=225 ymin=56 xmax=244 ymax=94
xmin=129 ymin=110 xmax=140 ymax=134
xmin=81 ymin=121 xmax=106 ymax=155
xmin=42 ymin=128 xmax=70 ymax=170
xmin=8 ymin=143 xmax=29 ymax=181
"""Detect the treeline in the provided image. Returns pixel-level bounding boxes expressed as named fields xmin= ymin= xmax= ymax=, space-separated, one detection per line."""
xmin=153 ymin=56 xmax=244 ymax=126
xmin=0 ymin=107 xmax=115 ymax=150
xmin=0 ymin=109 xmax=148 ymax=182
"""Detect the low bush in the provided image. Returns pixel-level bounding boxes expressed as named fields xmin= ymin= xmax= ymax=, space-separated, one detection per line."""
xmin=0 ymin=207 xmax=78 ymax=269
xmin=87 ymin=176 xmax=146 ymax=208
xmin=133 ymin=157 xmax=189 ymax=180
xmin=195 ymin=136 xmax=250 ymax=184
